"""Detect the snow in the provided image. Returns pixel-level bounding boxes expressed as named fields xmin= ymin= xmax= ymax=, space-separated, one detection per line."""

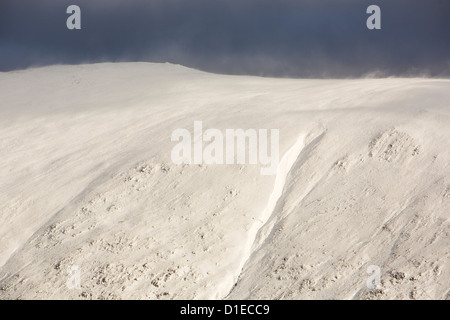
xmin=0 ymin=62 xmax=448 ymax=299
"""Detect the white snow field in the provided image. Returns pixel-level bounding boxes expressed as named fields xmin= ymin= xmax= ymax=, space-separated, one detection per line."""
xmin=0 ymin=62 xmax=449 ymax=300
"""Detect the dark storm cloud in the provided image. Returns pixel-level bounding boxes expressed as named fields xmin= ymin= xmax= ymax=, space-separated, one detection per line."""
xmin=0 ymin=0 xmax=449 ymax=77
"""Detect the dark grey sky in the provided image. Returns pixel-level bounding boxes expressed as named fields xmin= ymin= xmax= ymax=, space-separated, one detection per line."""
xmin=1 ymin=0 xmax=449 ymax=77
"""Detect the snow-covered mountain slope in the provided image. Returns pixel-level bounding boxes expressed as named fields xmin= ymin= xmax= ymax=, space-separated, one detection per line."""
xmin=0 ymin=63 xmax=448 ymax=299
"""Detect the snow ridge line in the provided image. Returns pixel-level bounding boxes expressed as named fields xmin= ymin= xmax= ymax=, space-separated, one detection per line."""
xmin=250 ymin=130 xmax=327 ymax=255
xmin=222 ymin=133 xmax=307 ymax=299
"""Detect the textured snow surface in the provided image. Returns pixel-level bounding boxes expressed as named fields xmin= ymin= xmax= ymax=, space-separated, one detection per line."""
xmin=0 ymin=63 xmax=449 ymax=299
